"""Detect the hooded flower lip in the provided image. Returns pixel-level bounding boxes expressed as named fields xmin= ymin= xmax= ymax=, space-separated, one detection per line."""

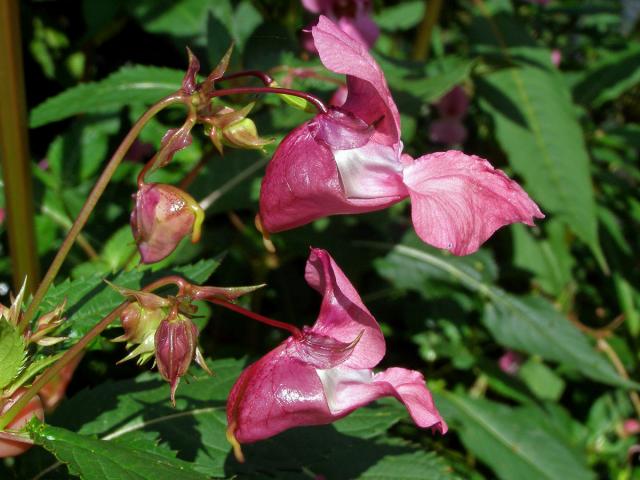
xmin=226 ymin=249 xmax=446 ymax=452
xmin=259 ymin=16 xmax=544 ymax=256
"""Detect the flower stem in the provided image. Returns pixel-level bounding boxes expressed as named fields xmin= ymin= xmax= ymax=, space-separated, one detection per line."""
xmin=412 ymin=0 xmax=443 ymax=61
xmin=0 ymin=302 xmax=129 ymax=430
xmin=19 ymin=94 xmax=186 ymax=333
xmin=218 ymin=70 xmax=274 ymax=86
xmin=209 ymin=298 xmax=302 ymax=337
xmin=210 ymin=86 xmax=328 ymax=114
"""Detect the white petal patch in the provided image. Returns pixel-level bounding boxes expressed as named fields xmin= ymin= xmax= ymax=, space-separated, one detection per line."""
xmin=333 ymin=143 xmax=403 ymax=199
xmin=317 ymin=367 xmax=373 ymax=414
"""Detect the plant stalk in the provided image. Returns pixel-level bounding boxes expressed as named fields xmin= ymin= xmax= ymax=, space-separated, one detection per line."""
xmin=209 ymin=86 xmax=328 ymax=113
xmin=19 ymin=94 xmax=186 ymax=333
xmin=412 ymin=0 xmax=443 ymax=61
xmin=209 ymin=298 xmax=302 ymax=337
xmin=0 ymin=302 xmax=129 ymax=430
xmin=0 ymin=0 xmax=40 ymax=293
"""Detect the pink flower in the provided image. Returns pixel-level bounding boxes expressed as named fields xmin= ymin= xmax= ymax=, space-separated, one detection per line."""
xmin=259 ymin=17 xmax=544 ymax=256
xmin=302 ymin=0 xmax=379 ymax=50
xmin=498 ymin=350 xmax=523 ymax=376
xmin=226 ymin=249 xmax=446 ymax=459
xmin=550 ymin=49 xmax=562 ymax=67
xmin=428 ymin=118 xmax=468 ymax=145
xmin=429 ymin=86 xmax=469 ymax=145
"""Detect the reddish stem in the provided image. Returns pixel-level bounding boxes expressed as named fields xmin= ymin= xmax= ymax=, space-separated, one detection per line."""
xmin=218 ymin=70 xmax=274 ymax=86
xmin=209 ymin=298 xmax=302 ymax=338
xmin=209 ymin=86 xmax=328 ymax=114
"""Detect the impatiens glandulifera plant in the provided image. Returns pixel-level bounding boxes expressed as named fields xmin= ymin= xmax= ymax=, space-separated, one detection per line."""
xmin=0 ymin=13 xmax=544 ymax=468
xmin=259 ymin=16 xmax=544 ymax=255
xmin=226 ymin=248 xmax=446 ymax=462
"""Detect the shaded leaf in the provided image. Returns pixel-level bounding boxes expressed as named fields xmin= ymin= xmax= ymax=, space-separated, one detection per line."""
xmin=29 ymin=423 xmax=208 ymax=480
xmin=30 ymin=66 xmax=184 ymax=127
xmin=435 ymin=392 xmax=594 ymax=480
xmin=0 ymin=319 xmax=26 ymax=390
xmin=374 ymin=240 xmax=636 ymax=389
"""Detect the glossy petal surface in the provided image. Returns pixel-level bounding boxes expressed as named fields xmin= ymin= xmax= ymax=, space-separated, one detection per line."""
xmin=403 ymin=151 xmax=544 ymax=255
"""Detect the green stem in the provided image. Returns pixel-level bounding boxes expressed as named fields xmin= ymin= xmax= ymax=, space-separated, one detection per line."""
xmin=411 ymin=0 xmax=443 ymax=61
xmin=0 ymin=302 xmax=129 ymax=430
xmin=19 ymin=93 xmax=186 ymax=333
xmin=0 ymin=0 xmax=40 ymax=293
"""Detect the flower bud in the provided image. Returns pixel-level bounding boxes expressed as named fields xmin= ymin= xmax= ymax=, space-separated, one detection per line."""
xmin=131 ymin=183 xmax=205 ymax=264
xmin=154 ymin=316 xmax=199 ymax=406
xmin=116 ymin=302 xmax=166 ymax=345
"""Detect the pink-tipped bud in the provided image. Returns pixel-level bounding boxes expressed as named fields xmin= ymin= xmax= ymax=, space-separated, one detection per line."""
xmin=131 ymin=183 xmax=205 ymax=264
xmin=117 ymin=302 xmax=166 ymax=345
xmin=154 ymin=316 xmax=199 ymax=406
xmin=624 ymin=419 xmax=640 ymax=436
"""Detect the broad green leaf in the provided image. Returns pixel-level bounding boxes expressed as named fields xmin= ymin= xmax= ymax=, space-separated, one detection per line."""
xmin=381 ymin=56 xmax=476 ymax=107
xmin=517 ymin=358 xmax=565 ymax=401
xmin=374 ymin=1 xmax=425 ymax=31
xmin=477 ymin=66 xmax=602 ymax=263
xmin=374 ymin=232 xmax=498 ymax=300
xmin=374 ymin=240 xmax=636 ymax=389
xmin=29 ymin=423 xmax=208 ymax=480
xmin=38 ymin=258 xmax=220 ymax=341
xmin=512 ymin=221 xmax=575 ymax=296
xmin=436 ymin=392 xmax=594 ymax=480
xmin=46 ymin=115 xmax=121 ymax=185
xmin=233 ymin=431 xmax=457 ymax=479
xmin=0 ymin=319 xmax=26 ymax=390
xmin=573 ymin=44 xmax=640 ymax=107
xmin=30 ymin=65 xmax=184 ymax=127
xmin=128 ymin=0 xmax=222 ymax=37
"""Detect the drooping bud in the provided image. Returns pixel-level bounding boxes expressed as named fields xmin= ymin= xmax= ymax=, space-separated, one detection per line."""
xmin=131 ymin=183 xmax=204 ymax=264
xmin=154 ymin=315 xmax=203 ymax=406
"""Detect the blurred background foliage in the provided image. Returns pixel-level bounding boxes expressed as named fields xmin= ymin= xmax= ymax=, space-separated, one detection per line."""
xmin=1 ymin=0 xmax=640 ymax=478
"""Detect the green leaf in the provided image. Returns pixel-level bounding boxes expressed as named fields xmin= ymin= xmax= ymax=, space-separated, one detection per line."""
xmin=373 ymin=240 xmax=636 ymax=389
xmin=477 ymin=66 xmax=602 ymax=263
xmin=573 ymin=44 xmax=640 ymax=107
xmin=374 ymin=0 xmax=425 ymax=31
xmin=512 ymin=221 xmax=575 ymax=296
xmin=29 ymin=423 xmax=208 ymax=480
xmin=374 ymin=232 xmax=498 ymax=300
xmin=38 ymin=258 xmax=220 ymax=342
xmin=30 ymin=65 xmax=184 ymax=127
xmin=517 ymin=358 xmax=565 ymax=401
xmin=0 ymin=319 xmax=26 ymax=390
xmin=435 ymin=392 xmax=594 ymax=480
xmin=129 ymin=0 xmax=220 ymax=37
xmin=381 ymin=56 xmax=476 ymax=106
xmin=232 ymin=431 xmax=457 ymax=479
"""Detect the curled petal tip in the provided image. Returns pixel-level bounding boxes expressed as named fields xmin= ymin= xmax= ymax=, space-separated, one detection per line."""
xmin=226 ymin=423 xmax=245 ymax=463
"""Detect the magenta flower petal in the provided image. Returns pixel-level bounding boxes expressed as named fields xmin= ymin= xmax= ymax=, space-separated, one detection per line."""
xmin=259 ymin=122 xmax=406 ymax=233
xmin=317 ymin=366 xmax=447 ymax=432
xmin=336 ymin=14 xmax=379 ymax=48
xmin=402 ymin=151 xmax=544 ymax=255
xmin=305 ymin=248 xmax=384 ymax=368
xmin=227 ymin=342 xmax=330 ymax=444
xmin=312 ymin=16 xmax=400 ymax=146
